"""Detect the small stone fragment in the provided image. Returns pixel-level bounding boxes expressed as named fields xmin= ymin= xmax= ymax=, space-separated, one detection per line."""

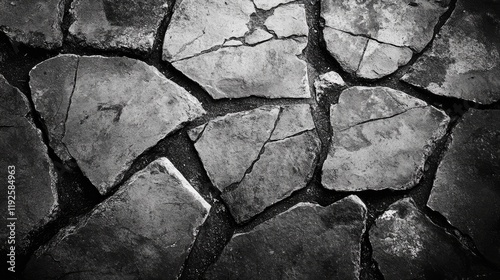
xmin=371 ymin=198 xmax=468 ymax=280
xmin=322 ymin=87 xmax=449 ymax=191
xmin=253 ymin=0 xmax=295 ymax=10
xmin=264 ymin=4 xmax=308 ymax=38
xmin=0 ymin=0 xmax=63 ymax=49
xmin=205 ymin=195 xmax=367 ymax=279
xmin=314 ymin=71 xmax=346 ymax=97
xmin=401 ymin=0 xmax=500 ymax=104
xmin=223 ymin=130 xmax=320 ymax=223
xmin=245 ymin=28 xmax=273 ymax=45
xmin=69 ymin=0 xmax=169 ymax=52
xmin=356 ymin=40 xmax=413 ymax=79
xmin=162 ymin=0 xmax=254 ymax=61
xmin=428 ymin=109 xmax=500 ymax=265
xmin=223 ymin=39 xmax=243 ymax=47
xmin=172 ymin=39 xmax=310 ymax=99
xmin=191 ymin=105 xmax=320 ymax=222
xmin=30 ymin=55 xmax=205 ymax=195
xmin=191 ymin=107 xmax=280 ymax=192
xmin=23 ymin=158 xmax=210 ymax=280
xmin=0 ymin=75 xmax=57 ymax=251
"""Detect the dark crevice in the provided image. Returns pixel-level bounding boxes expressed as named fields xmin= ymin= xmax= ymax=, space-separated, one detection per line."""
xmin=147 ymin=0 xmax=177 ymax=66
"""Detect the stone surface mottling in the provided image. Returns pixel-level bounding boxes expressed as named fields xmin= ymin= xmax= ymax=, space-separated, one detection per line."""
xmin=402 ymin=0 xmax=500 ymax=104
xmin=264 ymin=4 xmax=308 ymax=38
xmin=428 ymin=109 xmax=500 ymax=265
xmin=205 ymin=195 xmax=367 ymax=279
xmin=23 ymin=158 xmax=210 ymax=280
xmin=0 ymin=75 xmax=57 ymax=251
xmin=191 ymin=105 xmax=320 ymax=222
xmin=0 ymin=0 xmax=63 ymax=49
xmin=69 ymin=0 xmax=169 ymax=52
xmin=321 ymin=0 xmax=448 ymax=79
xmin=30 ymin=55 xmax=205 ymax=195
xmin=322 ymin=87 xmax=449 ymax=191
xmin=371 ymin=198 xmax=469 ymax=280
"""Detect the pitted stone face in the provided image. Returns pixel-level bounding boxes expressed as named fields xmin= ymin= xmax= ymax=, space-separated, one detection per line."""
xmin=189 ymin=104 xmax=320 ymax=223
xmin=322 ymin=86 xmax=449 ymax=191
xmin=162 ymin=0 xmax=311 ymax=99
xmin=23 ymin=158 xmax=210 ymax=280
xmin=29 ymin=55 xmax=205 ymax=195
xmin=402 ymin=0 xmax=500 ymax=104
xmin=320 ymin=0 xmax=449 ymax=79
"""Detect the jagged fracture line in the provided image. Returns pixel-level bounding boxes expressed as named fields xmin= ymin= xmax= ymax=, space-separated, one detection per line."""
xmin=61 ymin=57 xmax=79 ymax=141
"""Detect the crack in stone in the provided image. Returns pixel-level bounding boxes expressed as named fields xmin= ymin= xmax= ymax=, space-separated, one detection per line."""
xmin=61 ymin=57 xmax=79 ymax=140
xmin=269 ymin=127 xmax=314 ymax=142
xmin=336 ymin=105 xmax=428 ymax=132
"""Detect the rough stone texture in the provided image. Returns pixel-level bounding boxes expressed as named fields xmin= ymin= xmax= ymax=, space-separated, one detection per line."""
xmin=223 ymin=130 xmax=321 ymax=223
xmin=205 ymin=195 xmax=367 ymax=279
xmin=402 ymin=0 xmax=500 ymax=104
xmin=264 ymin=4 xmax=308 ymax=38
xmin=0 ymin=0 xmax=63 ymax=49
xmin=371 ymin=198 xmax=468 ymax=280
xmin=0 ymin=75 xmax=57 ymax=251
xmin=428 ymin=109 xmax=500 ymax=265
xmin=322 ymin=87 xmax=449 ymax=191
xmin=314 ymin=71 xmax=346 ymax=98
xmin=163 ymin=0 xmax=310 ymax=99
xmin=321 ymin=0 xmax=448 ymax=79
xmin=23 ymin=158 xmax=210 ymax=280
xmin=29 ymin=55 xmax=205 ymax=195
xmin=162 ymin=0 xmax=254 ymax=61
xmin=254 ymin=0 xmax=295 ymax=10
xmin=172 ymin=39 xmax=310 ymax=99
xmin=68 ymin=0 xmax=169 ymax=52
xmin=191 ymin=105 xmax=320 ymax=223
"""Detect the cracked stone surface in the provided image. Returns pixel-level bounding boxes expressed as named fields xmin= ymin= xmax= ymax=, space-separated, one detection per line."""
xmin=314 ymin=71 xmax=346 ymax=99
xmin=322 ymin=86 xmax=450 ymax=191
xmin=190 ymin=105 xmax=320 ymax=223
xmin=371 ymin=198 xmax=469 ymax=280
xmin=428 ymin=109 xmax=500 ymax=265
xmin=0 ymin=0 xmax=63 ymax=49
xmin=321 ymin=0 xmax=448 ymax=79
xmin=68 ymin=0 xmax=169 ymax=52
xmin=402 ymin=0 xmax=500 ymax=104
xmin=29 ymin=55 xmax=205 ymax=195
xmin=163 ymin=0 xmax=310 ymax=99
xmin=205 ymin=195 xmax=367 ymax=279
xmin=23 ymin=157 xmax=210 ymax=280
xmin=0 ymin=75 xmax=57 ymax=251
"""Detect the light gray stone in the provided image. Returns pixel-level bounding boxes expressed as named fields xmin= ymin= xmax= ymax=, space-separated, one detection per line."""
xmin=245 ymin=28 xmax=273 ymax=45
xmin=314 ymin=71 xmax=346 ymax=98
xmin=0 ymin=0 xmax=63 ymax=49
xmin=321 ymin=0 xmax=448 ymax=79
xmin=162 ymin=0 xmax=254 ymax=61
xmin=264 ymin=4 xmax=308 ymax=38
xmin=191 ymin=105 xmax=320 ymax=222
xmin=401 ymin=0 xmax=500 ymax=104
xmin=0 ymin=75 xmax=57 ymax=251
xmin=30 ymin=55 xmax=205 ymax=195
xmin=23 ymin=158 xmax=210 ymax=280
xmin=371 ymin=198 xmax=468 ymax=280
xmin=428 ymin=109 xmax=500 ymax=265
xmin=172 ymin=39 xmax=310 ymax=99
xmin=253 ymin=0 xmax=295 ymax=10
xmin=322 ymin=87 xmax=449 ymax=191
xmin=222 ymin=130 xmax=321 ymax=223
xmin=205 ymin=195 xmax=367 ymax=279
xmin=68 ymin=0 xmax=169 ymax=52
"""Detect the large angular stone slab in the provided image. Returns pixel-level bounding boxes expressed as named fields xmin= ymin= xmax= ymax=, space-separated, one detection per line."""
xmin=0 ymin=75 xmax=57 ymax=251
xmin=402 ymin=0 xmax=500 ymax=104
xmin=163 ymin=0 xmax=310 ymax=99
xmin=190 ymin=105 xmax=320 ymax=223
xmin=371 ymin=198 xmax=468 ymax=280
xmin=68 ymin=0 xmax=169 ymax=52
xmin=29 ymin=55 xmax=205 ymax=195
xmin=23 ymin=158 xmax=210 ymax=280
xmin=0 ymin=0 xmax=63 ymax=49
xmin=428 ymin=109 xmax=500 ymax=265
xmin=321 ymin=0 xmax=448 ymax=79
xmin=322 ymin=87 xmax=449 ymax=191
xmin=205 ymin=195 xmax=367 ymax=279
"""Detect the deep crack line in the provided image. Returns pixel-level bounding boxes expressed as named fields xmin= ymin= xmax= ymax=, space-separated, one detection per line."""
xmin=61 ymin=57 xmax=79 ymax=141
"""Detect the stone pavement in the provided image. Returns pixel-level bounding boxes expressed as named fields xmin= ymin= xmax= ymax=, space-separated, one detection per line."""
xmin=0 ymin=0 xmax=499 ymax=279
